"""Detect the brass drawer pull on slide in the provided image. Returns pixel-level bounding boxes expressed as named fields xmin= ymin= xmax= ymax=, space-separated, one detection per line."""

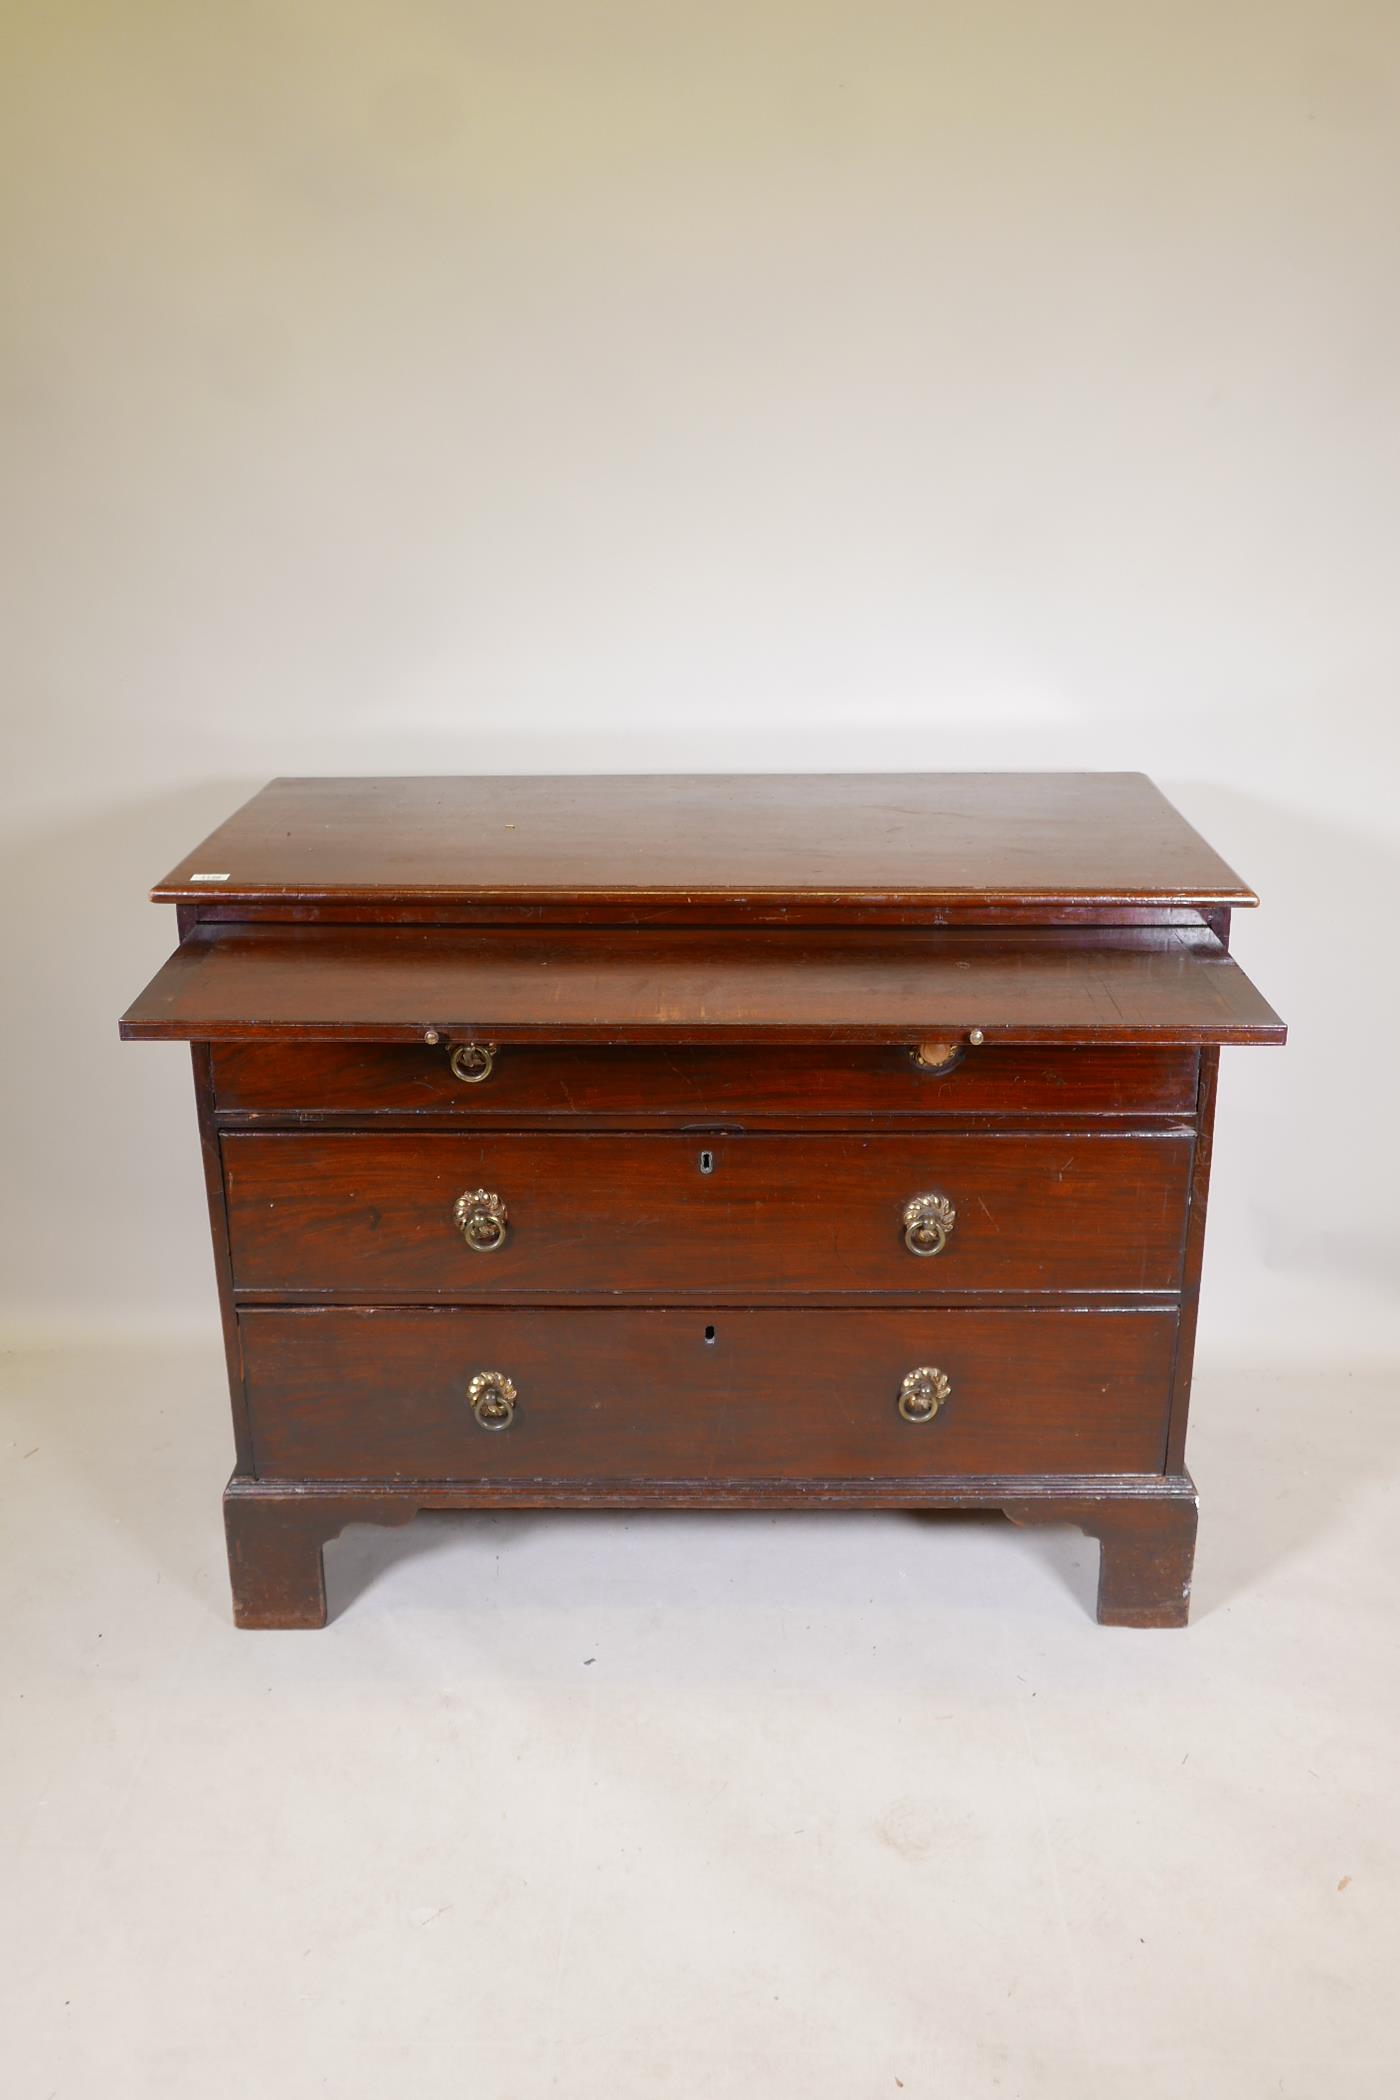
xmin=899 ymin=1366 xmax=951 ymax=1424
xmin=449 ymin=1041 xmax=497 ymax=1084
xmin=902 ymin=1191 xmax=956 ymax=1257
xmin=454 ymin=1188 xmax=509 ymax=1252
xmin=911 ymin=1039 xmax=962 ymax=1073
xmin=469 ymin=1371 xmax=517 ymax=1431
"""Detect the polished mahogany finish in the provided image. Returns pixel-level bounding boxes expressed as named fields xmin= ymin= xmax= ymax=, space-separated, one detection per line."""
xmin=239 ymin=1305 xmax=1179 ymax=1482
xmin=222 ymin=1130 xmax=1193 ymax=1297
xmin=120 ymin=923 xmax=1281 ymax=1046
xmin=210 ymin=1040 xmax=1202 ymax=1123
xmin=150 ymin=772 xmax=1256 ymax=913
xmin=121 ymin=773 xmax=1285 ymax=1630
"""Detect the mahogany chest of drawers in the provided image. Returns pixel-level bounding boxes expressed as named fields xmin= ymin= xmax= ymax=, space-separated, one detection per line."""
xmin=121 ymin=773 xmax=1284 ymax=1628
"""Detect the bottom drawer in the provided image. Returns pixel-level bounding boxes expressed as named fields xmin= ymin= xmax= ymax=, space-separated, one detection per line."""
xmin=241 ymin=1306 xmax=1176 ymax=1483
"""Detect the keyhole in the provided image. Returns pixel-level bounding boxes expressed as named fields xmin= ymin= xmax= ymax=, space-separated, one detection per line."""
xmin=704 ymin=1324 xmax=717 ymax=1344
xmin=699 ymin=1150 xmax=714 ymax=1174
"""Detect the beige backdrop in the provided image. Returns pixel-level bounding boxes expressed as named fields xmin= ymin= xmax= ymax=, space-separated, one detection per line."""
xmin=3 ymin=2 xmax=1396 ymax=1349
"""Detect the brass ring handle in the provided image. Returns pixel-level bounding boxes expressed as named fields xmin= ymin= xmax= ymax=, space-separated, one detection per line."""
xmin=449 ymin=1041 xmax=497 ymax=1085
xmin=454 ymin=1188 xmax=508 ymax=1252
xmin=898 ymin=1366 xmax=951 ymax=1424
xmin=468 ymin=1369 xmax=517 ymax=1431
xmin=902 ymin=1191 xmax=956 ymax=1258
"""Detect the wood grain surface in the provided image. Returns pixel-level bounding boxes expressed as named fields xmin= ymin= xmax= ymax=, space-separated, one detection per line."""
xmin=221 ymin=1129 xmax=1193 ymax=1296
xmin=152 ymin=772 xmax=1257 ymax=910
xmin=239 ymin=1304 xmax=1179 ymax=1482
xmin=121 ymin=924 xmax=1284 ymax=1046
xmin=210 ymin=1040 xmax=1201 ymax=1122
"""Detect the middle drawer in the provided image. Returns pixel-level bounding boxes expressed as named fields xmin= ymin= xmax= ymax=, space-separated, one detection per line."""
xmin=222 ymin=1131 xmax=1192 ymax=1296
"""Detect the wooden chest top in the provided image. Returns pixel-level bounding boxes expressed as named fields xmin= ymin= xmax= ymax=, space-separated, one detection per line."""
xmin=149 ymin=771 xmax=1255 ymax=914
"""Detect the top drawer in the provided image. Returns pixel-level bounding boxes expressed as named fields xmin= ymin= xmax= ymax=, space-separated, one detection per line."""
xmin=210 ymin=1041 xmax=1199 ymax=1123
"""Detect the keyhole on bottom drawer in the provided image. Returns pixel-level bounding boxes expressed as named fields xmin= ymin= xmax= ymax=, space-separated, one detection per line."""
xmin=699 ymin=1150 xmax=714 ymax=1174
xmin=704 ymin=1324 xmax=717 ymax=1345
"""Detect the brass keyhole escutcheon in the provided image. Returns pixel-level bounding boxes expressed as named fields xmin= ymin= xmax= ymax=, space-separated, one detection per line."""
xmin=902 ymin=1191 xmax=956 ymax=1257
xmin=898 ymin=1366 xmax=951 ymax=1424
xmin=449 ymin=1041 xmax=497 ymax=1085
xmin=455 ymin=1188 xmax=508 ymax=1252
xmin=468 ymin=1370 xmax=518 ymax=1431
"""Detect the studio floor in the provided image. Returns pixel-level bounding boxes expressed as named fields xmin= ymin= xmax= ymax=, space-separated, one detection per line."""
xmin=3 ymin=1339 xmax=1396 ymax=2099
